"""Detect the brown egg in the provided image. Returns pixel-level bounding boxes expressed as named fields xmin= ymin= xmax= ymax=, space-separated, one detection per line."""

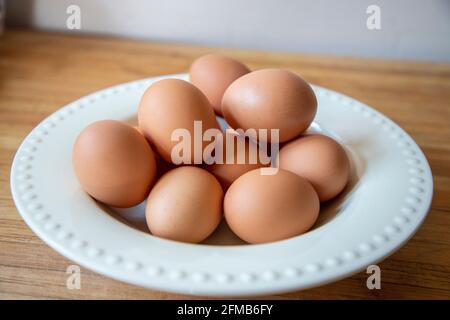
xmin=189 ymin=54 xmax=250 ymax=116
xmin=222 ymin=69 xmax=317 ymax=143
xmin=146 ymin=166 xmax=224 ymax=243
xmin=73 ymin=120 xmax=157 ymax=208
xmin=138 ymin=78 xmax=220 ymax=164
xmin=205 ymin=132 xmax=268 ymax=190
xmin=224 ymin=168 xmax=319 ymax=244
xmin=279 ymin=134 xmax=350 ymax=202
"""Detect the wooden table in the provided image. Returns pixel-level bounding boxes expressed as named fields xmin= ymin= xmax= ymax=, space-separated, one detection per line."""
xmin=0 ymin=29 xmax=449 ymax=300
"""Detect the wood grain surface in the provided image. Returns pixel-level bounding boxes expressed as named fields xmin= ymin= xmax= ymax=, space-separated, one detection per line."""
xmin=0 ymin=29 xmax=449 ymax=300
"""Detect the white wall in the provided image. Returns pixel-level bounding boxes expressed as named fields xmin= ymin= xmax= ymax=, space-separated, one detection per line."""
xmin=6 ymin=0 xmax=450 ymax=61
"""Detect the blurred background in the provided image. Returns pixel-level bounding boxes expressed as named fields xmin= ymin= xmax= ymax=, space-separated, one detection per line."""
xmin=4 ymin=0 xmax=450 ymax=61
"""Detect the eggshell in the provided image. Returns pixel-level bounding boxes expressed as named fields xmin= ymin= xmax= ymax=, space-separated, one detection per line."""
xmin=279 ymin=134 xmax=350 ymax=201
xmin=224 ymin=168 xmax=320 ymax=244
xmin=138 ymin=79 xmax=220 ymax=164
xmin=73 ymin=120 xmax=157 ymax=208
xmin=189 ymin=54 xmax=250 ymax=116
xmin=205 ymin=132 xmax=269 ymax=190
xmin=146 ymin=166 xmax=224 ymax=243
xmin=222 ymin=69 xmax=317 ymax=143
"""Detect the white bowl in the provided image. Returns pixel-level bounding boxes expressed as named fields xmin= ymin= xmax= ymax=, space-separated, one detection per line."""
xmin=10 ymin=73 xmax=433 ymax=296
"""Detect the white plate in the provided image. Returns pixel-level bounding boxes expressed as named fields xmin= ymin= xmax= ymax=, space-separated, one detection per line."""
xmin=10 ymin=73 xmax=433 ymax=296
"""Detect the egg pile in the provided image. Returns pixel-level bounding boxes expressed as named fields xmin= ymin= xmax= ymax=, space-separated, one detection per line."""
xmin=72 ymin=54 xmax=350 ymax=244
